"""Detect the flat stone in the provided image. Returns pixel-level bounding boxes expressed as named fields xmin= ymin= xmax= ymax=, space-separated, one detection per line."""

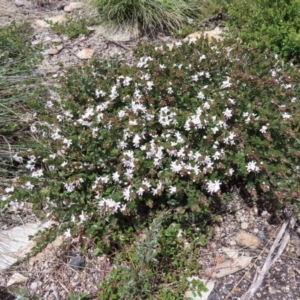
xmin=30 ymin=282 xmax=38 ymax=290
xmin=24 ymin=0 xmax=35 ymax=8
xmin=236 ymin=231 xmax=261 ymax=250
xmin=44 ymin=45 xmax=64 ymax=55
xmin=241 ymin=222 xmax=249 ymax=230
xmin=183 ymin=26 xmax=223 ymax=43
xmin=76 ymin=48 xmax=94 ymax=59
xmin=51 ymin=38 xmax=62 ymax=43
xmin=14 ymin=0 xmax=24 ymax=6
xmin=7 ymin=272 xmax=28 ymax=286
xmin=64 ymin=2 xmax=84 ymax=12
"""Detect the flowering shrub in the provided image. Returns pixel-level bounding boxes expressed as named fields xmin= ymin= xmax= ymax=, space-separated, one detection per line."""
xmin=4 ymin=37 xmax=300 ymax=247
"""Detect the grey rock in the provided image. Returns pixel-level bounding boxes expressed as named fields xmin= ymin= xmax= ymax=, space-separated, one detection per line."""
xmin=257 ymin=232 xmax=268 ymax=243
xmin=221 ymin=288 xmax=230 ymax=295
xmin=14 ymin=0 xmax=24 ymax=6
xmin=69 ymin=256 xmax=85 ymax=270
xmin=208 ymin=292 xmax=219 ymax=300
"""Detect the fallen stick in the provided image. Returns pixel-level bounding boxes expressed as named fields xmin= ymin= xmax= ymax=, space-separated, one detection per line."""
xmin=240 ymin=216 xmax=296 ymax=300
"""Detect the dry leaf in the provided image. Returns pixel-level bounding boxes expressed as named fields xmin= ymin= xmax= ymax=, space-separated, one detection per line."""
xmin=214 ymin=256 xmax=223 ymax=263
xmin=205 ymin=256 xmax=252 ymax=278
xmin=222 ymin=247 xmax=239 ymax=259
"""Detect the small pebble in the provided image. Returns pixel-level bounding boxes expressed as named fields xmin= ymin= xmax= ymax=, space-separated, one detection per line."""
xmin=30 ymin=282 xmax=38 ymax=290
xmin=69 ymin=256 xmax=86 ymax=270
xmin=241 ymin=222 xmax=249 ymax=229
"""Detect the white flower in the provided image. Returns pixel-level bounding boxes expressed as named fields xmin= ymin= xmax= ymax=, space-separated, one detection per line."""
xmin=123 ymin=76 xmax=132 ymax=86
xmin=64 ymin=182 xmax=75 ymax=193
xmin=223 ymin=108 xmax=233 ymax=119
xmin=61 ymin=161 xmax=67 ymax=167
xmin=133 ymin=134 xmax=141 ymax=147
xmin=79 ymin=211 xmax=87 ymax=223
xmin=246 ymin=161 xmax=260 ymax=173
xmin=159 ymin=64 xmax=166 ymax=69
xmin=197 ymin=91 xmax=205 ymax=100
xmin=206 ymin=180 xmax=221 ymax=194
xmin=221 ymin=76 xmax=231 ymax=89
xmin=95 ymin=89 xmax=106 ymax=97
xmin=167 ymin=87 xmax=173 ymax=94
xmin=169 ymin=186 xmax=176 ymax=194
xmin=229 ymin=98 xmax=236 ymax=104
xmin=260 ymin=125 xmax=268 ymax=134
xmin=5 ymin=186 xmax=14 ymax=193
xmin=98 ymin=198 xmax=122 ymax=214
xmin=32 ymin=169 xmax=43 ymax=178
xmin=123 ymin=186 xmax=131 ymax=201
xmin=13 ymin=155 xmax=27 ymax=164
xmin=110 ymin=85 xmax=119 ymax=100
xmin=213 ymin=151 xmax=221 ymax=160
xmin=30 ymin=124 xmax=37 ymax=133
xmin=63 ymin=138 xmax=72 ymax=148
xmin=291 ymin=97 xmax=297 ymax=103
xmin=57 ymin=115 xmax=63 ymax=122
xmin=171 ymin=161 xmax=182 ymax=173
xmin=46 ymin=101 xmax=54 ymax=108
xmin=146 ymin=81 xmax=154 ymax=90
xmin=64 ymin=228 xmax=72 ymax=239
xmin=229 ymin=168 xmax=234 ymax=176
xmin=112 ymin=171 xmax=120 ymax=182
xmin=137 ymin=187 xmax=145 ymax=196
xmin=282 ymin=112 xmax=291 ymax=120
xmin=25 ymin=182 xmax=34 ymax=190
xmin=199 ymin=54 xmax=206 ymax=61
xmin=211 ymin=126 xmax=219 ymax=134
xmin=191 ymin=74 xmax=199 ymax=82
xmin=118 ymin=141 xmax=127 ymax=149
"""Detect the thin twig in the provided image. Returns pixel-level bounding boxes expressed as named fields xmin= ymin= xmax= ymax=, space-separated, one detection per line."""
xmin=240 ymin=216 xmax=296 ymax=300
xmin=106 ymin=39 xmax=131 ymax=51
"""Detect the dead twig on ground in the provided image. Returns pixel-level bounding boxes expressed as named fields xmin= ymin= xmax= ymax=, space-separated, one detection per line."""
xmin=240 ymin=216 xmax=296 ymax=300
xmin=106 ymin=39 xmax=131 ymax=51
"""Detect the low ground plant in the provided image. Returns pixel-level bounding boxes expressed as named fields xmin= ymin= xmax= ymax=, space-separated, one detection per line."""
xmin=47 ymin=15 xmax=91 ymax=39
xmin=3 ymin=34 xmax=300 ymax=296
xmin=226 ymin=0 xmax=300 ymax=62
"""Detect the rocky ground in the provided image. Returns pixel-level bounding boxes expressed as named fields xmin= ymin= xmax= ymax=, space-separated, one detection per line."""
xmin=1 ymin=1 xmax=300 ymax=299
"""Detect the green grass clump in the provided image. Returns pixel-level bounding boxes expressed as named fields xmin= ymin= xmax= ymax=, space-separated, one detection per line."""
xmin=0 ymin=22 xmax=42 ymax=185
xmin=90 ymin=0 xmax=219 ymax=35
xmin=226 ymin=0 xmax=300 ymax=62
xmin=47 ymin=15 xmax=91 ymax=39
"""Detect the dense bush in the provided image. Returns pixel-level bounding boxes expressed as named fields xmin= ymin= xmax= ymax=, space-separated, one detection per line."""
xmin=226 ymin=0 xmax=300 ymax=62
xmin=3 ymin=35 xmax=300 ymax=297
xmin=4 ymin=36 xmax=300 ymax=233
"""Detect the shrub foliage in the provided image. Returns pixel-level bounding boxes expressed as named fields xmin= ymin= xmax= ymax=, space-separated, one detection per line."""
xmin=5 ymin=37 xmax=300 ymax=237
xmin=227 ymin=0 xmax=300 ymax=62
